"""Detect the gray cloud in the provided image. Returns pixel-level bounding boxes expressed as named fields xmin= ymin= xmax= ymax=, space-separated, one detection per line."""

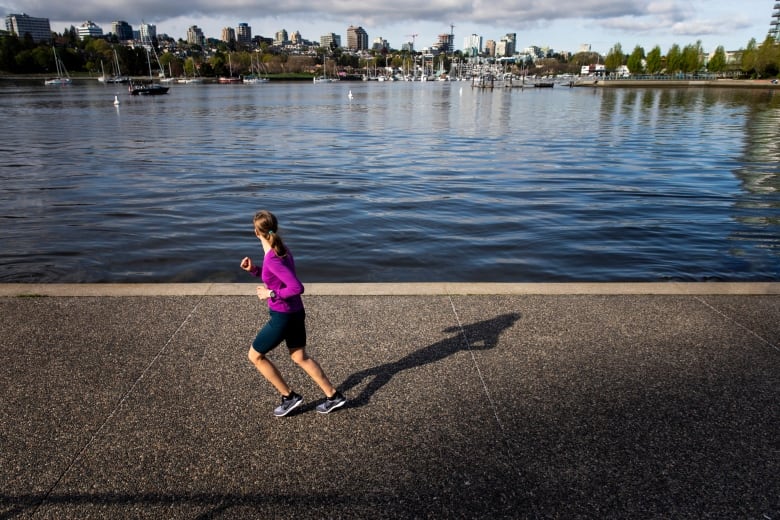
xmin=8 ymin=0 xmax=704 ymax=28
xmin=669 ymin=15 xmax=755 ymax=36
xmin=6 ymin=0 xmax=766 ymax=51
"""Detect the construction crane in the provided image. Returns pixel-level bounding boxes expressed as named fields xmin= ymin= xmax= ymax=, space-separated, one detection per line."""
xmin=406 ymin=33 xmax=418 ymax=50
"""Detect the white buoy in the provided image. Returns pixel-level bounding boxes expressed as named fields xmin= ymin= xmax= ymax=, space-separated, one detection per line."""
xmin=113 ymin=95 xmax=120 ymax=106
xmin=348 ymin=90 xmax=353 ymax=100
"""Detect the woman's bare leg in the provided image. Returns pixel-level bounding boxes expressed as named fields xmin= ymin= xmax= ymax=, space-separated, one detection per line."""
xmin=248 ymin=348 xmax=291 ymax=396
xmin=290 ymin=348 xmax=337 ymax=397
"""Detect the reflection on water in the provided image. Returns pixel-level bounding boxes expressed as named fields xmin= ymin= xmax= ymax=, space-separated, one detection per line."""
xmin=738 ymin=93 xmax=780 ymax=195
xmin=730 ymin=91 xmax=780 ymax=271
xmin=0 ymin=81 xmax=777 ymax=282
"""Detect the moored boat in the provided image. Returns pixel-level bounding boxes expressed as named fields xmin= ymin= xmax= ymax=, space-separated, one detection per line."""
xmin=44 ymin=77 xmax=71 ymax=86
xmin=129 ymin=40 xmax=169 ymax=95
xmin=44 ymin=48 xmax=71 ymax=86
xmin=243 ymin=74 xmax=269 ymax=84
xmin=218 ymin=76 xmax=242 ymax=84
xmin=219 ymin=54 xmax=241 ymax=83
xmin=98 ymin=50 xmax=130 ymax=83
xmin=128 ymin=82 xmax=169 ymax=95
xmin=243 ymin=55 xmax=268 ymax=84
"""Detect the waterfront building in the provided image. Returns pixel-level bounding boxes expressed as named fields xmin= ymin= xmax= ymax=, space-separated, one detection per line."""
xmin=347 ymin=25 xmax=368 ymax=50
xmin=221 ymin=27 xmax=235 ymax=43
xmin=188 ymin=25 xmax=205 ymax=46
xmin=77 ymin=20 xmax=103 ymax=39
xmin=463 ymin=34 xmax=482 ymax=57
xmin=771 ymin=0 xmax=780 ymax=41
xmin=111 ymin=21 xmax=133 ymax=41
xmin=5 ymin=13 xmax=51 ymax=43
xmin=237 ymin=23 xmax=252 ymax=46
xmin=320 ymin=33 xmax=341 ymax=49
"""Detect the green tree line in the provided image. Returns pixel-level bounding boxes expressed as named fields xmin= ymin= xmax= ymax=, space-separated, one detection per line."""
xmin=602 ymin=37 xmax=779 ymax=78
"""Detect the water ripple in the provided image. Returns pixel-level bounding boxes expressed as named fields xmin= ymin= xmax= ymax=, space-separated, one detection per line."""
xmin=0 ymin=82 xmax=778 ymax=282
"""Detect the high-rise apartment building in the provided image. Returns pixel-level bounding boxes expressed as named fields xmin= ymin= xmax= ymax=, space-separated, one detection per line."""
xmin=274 ymin=29 xmax=288 ymax=46
xmin=320 ymin=33 xmax=341 ymax=49
xmin=111 ymin=21 xmax=133 ymax=41
xmin=496 ymin=40 xmax=508 ymax=58
xmin=346 ymin=25 xmax=368 ymax=50
xmin=187 ymin=25 xmax=205 ymax=46
xmin=499 ymin=33 xmax=516 ymax=57
xmin=237 ymin=23 xmax=252 ymax=46
xmin=771 ymin=1 xmax=780 ymax=41
xmin=485 ymin=40 xmax=496 ymax=57
xmin=222 ymin=27 xmax=236 ymax=43
xmin=463 ymin=34 xmax=482 ymax=57
xmin=5 ymin=13 xmax=51 ymax=43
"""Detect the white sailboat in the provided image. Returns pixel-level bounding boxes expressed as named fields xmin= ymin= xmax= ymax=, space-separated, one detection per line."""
xmin=98 ymin=49 xmax=130 ymax=83
xmin=97 ymin=60 xmax=108 ymax=83
xmin=178 ymin=58 xmax=203 ymax=83
xmin=243 ymin=54 xmax=269 ymax=84
xmin=313 ymin=57 xmax=338 ymax=83
xmin=44 ymin=48 xmax=71 ymax=86
xmin=219 ymin=54 xmax=241 ymax=83
xmin=160 ymin=62 xmax=176 ymax=83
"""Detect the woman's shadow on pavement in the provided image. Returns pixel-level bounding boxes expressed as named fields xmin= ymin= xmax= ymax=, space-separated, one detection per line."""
xmin=341 ymin=312 xmax=520 ymax=408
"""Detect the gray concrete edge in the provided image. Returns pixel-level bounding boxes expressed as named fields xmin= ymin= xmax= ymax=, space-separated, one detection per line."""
xmin=1 ymin=282 xmax=779 ymax=297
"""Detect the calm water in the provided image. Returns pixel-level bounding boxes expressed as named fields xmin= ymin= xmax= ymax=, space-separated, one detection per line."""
xmin=1 ymin=80 xmax=779 ymax=283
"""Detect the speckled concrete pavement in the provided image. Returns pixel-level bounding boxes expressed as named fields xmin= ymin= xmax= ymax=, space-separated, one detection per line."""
xmin=1 ymin=283 xmax=778 ymax=519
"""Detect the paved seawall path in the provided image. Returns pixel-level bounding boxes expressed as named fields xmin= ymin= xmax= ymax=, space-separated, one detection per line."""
xmin=1 ymin=283 xmax=778 ymax=518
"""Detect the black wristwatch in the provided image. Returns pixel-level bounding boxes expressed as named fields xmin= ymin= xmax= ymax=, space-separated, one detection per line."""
xmin=269 ymin=290 xmax=276 ymax=300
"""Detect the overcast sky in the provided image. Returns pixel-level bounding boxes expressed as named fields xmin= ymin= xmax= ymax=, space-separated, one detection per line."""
xmin=3 ymin=0 xmax=772 ymax=54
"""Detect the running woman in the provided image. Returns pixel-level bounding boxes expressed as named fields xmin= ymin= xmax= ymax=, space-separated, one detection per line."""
xmin=240 ymin=210 xmax=346 ymax=416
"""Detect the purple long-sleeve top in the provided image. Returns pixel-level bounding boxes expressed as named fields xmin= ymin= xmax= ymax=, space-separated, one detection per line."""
xmin=251 ymin=249 xmax=304 ymax=313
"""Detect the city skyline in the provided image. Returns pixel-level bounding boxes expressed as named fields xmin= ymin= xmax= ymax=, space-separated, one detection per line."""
xmin=2 ymin=0 xmax=772 ymax=54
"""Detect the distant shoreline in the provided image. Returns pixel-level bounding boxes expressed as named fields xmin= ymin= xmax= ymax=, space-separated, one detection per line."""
xmin=2 ymin=74 xmax=779 ymax=89
xmin=0 ymin=73 xmax=323 ymax=82
xmin=574 ymin=78 xmax=780 ymax=89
